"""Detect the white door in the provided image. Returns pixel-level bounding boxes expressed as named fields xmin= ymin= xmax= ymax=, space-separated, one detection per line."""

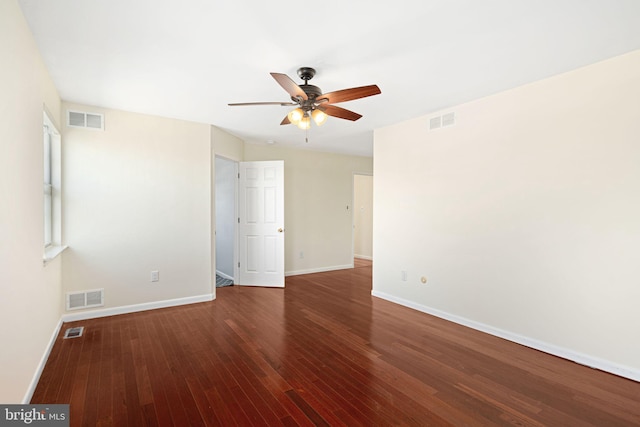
xmin=238 ymin=161 xmax=285 ymax=287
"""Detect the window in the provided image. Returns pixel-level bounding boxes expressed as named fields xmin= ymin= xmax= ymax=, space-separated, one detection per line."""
xmin=43 ymin=111 xmax=64 ymax=262
xmin=43 ymin=122 xmax=53 ymax=247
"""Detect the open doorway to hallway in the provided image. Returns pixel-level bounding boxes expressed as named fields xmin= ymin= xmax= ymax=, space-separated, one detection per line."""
xmin=353 ymin=173 xmax=373 ymax=264
xmin=215 ymin=156 xmax=237 ymax=287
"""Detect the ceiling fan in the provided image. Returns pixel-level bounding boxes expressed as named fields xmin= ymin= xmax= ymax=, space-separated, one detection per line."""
xmin=228 ymin=67 xmax=381 ymax=130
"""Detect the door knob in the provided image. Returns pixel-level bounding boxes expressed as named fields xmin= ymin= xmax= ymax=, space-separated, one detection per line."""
xmin=278 ymin=228 xmax=284 ymax=233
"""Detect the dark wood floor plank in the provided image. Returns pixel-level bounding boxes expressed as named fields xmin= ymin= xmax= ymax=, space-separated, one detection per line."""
xmin=140 ymin=317 xmax=174 ymax=427
xmin=64 ymin=330 xmax=89 ymax=403
xmin=257 ymin=374 xmax=318 ymax=427
xmin=122 ymin=319 xmax=145 ymax=427
xmin=109 ymin=371 xmax=128 ymax=427
xmin=202 ymin=386 xmax=236 ymax=426
xmin=94 ymin=319 xmax=114 ymax=426
xmin=32 ymin=260 xmax=640 ymax=426
xmin=149 ymin=314 xmax=201 ymax=427
xmin=184 ymin=375 xmax=222 ymax=427
xmin=285 ymin=389 xmax=330 ymax=427
xmin=217 ymin=342 xmax=285 ymax=425
xmin=79 ymin=326 xmax=104 ymax=426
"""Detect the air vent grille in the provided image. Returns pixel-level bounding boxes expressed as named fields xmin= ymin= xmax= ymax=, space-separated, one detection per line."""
xmin=67 ymin=110 xmax=104 ymax=130
xmin=63 ymin=327 xmax=84 ymax=339
xmin=86 ymin=113 xmax=103 ymax=129
xmin=429 ymin=112 xmax=455 ymax=130
xmin=442 ymin=112 xmax=455 ymax=127
xmin=68 ymin=111 xmax=85 ymax=127
xmin=66 ymin=289 xmax=104 ymax=311
xmin=67 ymin=293 xmax=85 ymax=310
xmin=429 ymin=116 xmax=442 ymax=130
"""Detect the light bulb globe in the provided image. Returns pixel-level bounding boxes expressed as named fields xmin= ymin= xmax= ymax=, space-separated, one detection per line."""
xmin=297 ymin=116 xmax=311 ymax=130
xmin=312 ymin=109 xmax=328 ymax=126
xmin=287 ymin=108 xmax=304 ymax=124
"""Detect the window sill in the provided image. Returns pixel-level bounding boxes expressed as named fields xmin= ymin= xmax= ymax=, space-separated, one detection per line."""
xmin=43 ymin=245 xmax=68 ymax=265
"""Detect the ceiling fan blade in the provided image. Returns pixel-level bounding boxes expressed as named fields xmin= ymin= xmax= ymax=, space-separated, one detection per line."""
xmin=320 ymin=105 xmax=362 ymax=121
xmin=271 ymin=73 xmax=308 ymax=101
xmin=280 ymin=116 xmax=291 ymax=125
xmin=317 ymin=85 xmax=381 ymax=104
xmin=228 ymin=101 xmax=297 ymax=106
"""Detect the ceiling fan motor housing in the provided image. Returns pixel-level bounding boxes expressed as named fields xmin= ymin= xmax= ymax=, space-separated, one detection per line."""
xmin=297 ymin=67 xmax=316 ymax=81
xmin=292 ymin=86 xmax=323 ymax=113
xmin=295 ymin=84 xmax=322 ymax=100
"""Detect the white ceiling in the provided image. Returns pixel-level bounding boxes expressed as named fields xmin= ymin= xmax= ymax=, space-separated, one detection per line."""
xmin=18 ymin=0 xmax=640 ymax=157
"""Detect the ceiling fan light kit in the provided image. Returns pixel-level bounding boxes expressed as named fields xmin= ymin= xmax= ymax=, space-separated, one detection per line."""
xmin=287 ymin=107 xmax=328 ymax=129
xmin=229 ymin=67 xmax=381 ymax=132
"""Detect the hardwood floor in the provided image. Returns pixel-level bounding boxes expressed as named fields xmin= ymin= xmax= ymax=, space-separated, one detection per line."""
xmin=33 ymin=260 xmax=640 ymax=426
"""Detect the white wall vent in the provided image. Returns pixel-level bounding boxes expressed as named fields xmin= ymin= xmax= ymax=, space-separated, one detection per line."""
xmin=429 ymin=116 xmax=442 ymax=130
xmin=67 ymin=110 xmax=104 ymax=130
xmin=429 ymin=112 xmax=455 ymax=130
xmin=66 ymin=289 xmax=104 ymax=311
xmin=442 ymin=112 xmax=455 ymax=127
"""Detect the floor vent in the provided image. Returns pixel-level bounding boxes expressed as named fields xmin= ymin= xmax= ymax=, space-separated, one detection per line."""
xmin=63 ymin=326 xmax=84 ymax=339
xmin=67 ymin=110 xmax=104 ymax=130
xmin=66 ymin=289 xmax=104 ymax=311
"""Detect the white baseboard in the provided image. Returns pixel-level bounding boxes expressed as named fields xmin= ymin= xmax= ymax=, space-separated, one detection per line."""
xmin=23 ymin=318 xmax=63 ymax=404
xmin=354 ymin=254 xmax=373 ymax=261
xmin=61 ymin=293 xmax=215 ymax=322
xmin=286 ymin=264 xmax=353 ymax=277
xmin=215 ymin=270 xmax=234 ymax=281
xmin=371 ymin=290 xmax=640 ymax=383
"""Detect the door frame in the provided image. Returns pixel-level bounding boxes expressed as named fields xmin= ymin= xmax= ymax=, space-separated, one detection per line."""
xmin=215 ymin=158 xmax=286 ymax=288
xmin=214 ymin=155 xmax=239 ymax=286
xmin=352 ymin=172 xmax=374 ymax=262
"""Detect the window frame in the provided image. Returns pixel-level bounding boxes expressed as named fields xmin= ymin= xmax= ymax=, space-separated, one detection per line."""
xmin=43 ymin=110 xmax=64 ymax=263
xmin=43 ymin=123 xmax=53 ymax=247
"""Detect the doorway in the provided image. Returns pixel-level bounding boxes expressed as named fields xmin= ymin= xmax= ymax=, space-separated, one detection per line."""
xmin=353 ymin=173 xmax=373 ymax=263
xmin=215 ymin=158 xmax=286 ymax=288
xmin=215 ymin=156 xmax=237 ymax=287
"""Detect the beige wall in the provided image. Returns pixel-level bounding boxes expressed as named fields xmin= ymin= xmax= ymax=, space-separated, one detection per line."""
xmin=373 ymin=50 xmax=640 ymax=379
xmin=244 ymin=144 xmax=373 ymax=274
xmin=62 ymin=103 xmax=213 ymax=309
xmin=211 ymin=125 xmax=244 ymax=161
xmin=353 ymin=174 xmax=373 ymax=259
xmin=0 ymin=0 xmax=63 ymax=403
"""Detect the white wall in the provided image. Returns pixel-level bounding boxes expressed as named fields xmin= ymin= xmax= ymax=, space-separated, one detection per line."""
xmin=214 ymin=156 xmax=236 ymax=278
xmin=0 ymin=0 xmax=63 ymax=403
xmin=244 ymin=144 xmax=373 ymax=275
xmin=353 ymin=174 xmax=373 ymax=260
xmin=62 ymin=103 xmax=213 ymax=309
xmin=373 ymin=50 xmax=640 ymax=379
